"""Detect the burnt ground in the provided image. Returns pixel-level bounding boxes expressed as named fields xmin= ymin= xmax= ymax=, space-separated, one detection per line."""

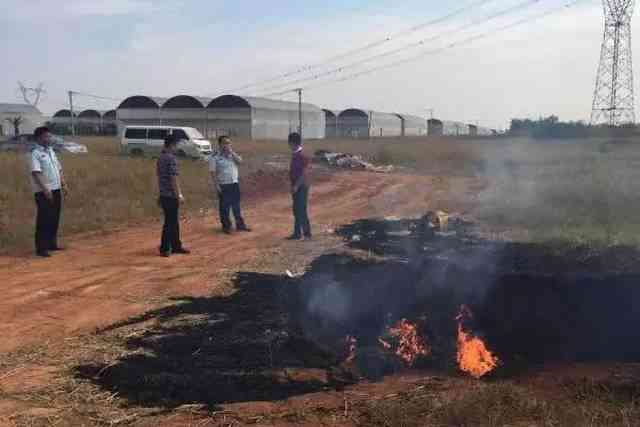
xmin=69 ymin=214 xmax=640 ymax=424
xmin=331 ymin=217 xmax=640 ymax=367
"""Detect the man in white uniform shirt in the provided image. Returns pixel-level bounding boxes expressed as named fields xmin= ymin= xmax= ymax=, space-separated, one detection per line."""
xmin=209 ymin=136 xmax=251 ymax=234
xmin=29 ymin=126 xmax=68 ymax=257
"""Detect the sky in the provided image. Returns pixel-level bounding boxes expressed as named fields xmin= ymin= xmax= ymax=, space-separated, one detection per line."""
xmin=0 ymin=0 xmax=626 ymax=129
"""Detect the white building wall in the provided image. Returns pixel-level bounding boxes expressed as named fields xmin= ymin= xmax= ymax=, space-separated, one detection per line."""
xmin=370 ymin=113 xmax=402 ymax=137
xmin=442 ymin=121 xmax=469 ymax=136
xmin=398 ymin=116 xmax=427 ymax=137
xmin=338 ymin=116 xmax=370 ymax=138
xmin=253 ymin=108 xmax=325 ymax=140
xmin=0 ymin=112 xmax=43 ymax=136
xmin=159 ymin=108 xmax=209 ymax=135
xmin=116 ymin=108 xmax=162 ymax=133
xmin=206 ymin=108 xmax=253 ymax=139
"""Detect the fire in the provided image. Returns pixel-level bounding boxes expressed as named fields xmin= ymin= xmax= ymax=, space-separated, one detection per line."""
xmin=345 ymin=335 xmax=358 ymax=363
xmin=456 ymin=305 xmax=498 ymax=378
xmin=380 ymin=319 xmax=430 ymax=365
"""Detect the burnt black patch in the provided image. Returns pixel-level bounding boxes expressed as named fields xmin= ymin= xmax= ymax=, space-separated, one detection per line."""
xmin=75 ymin=215 xmax=640 ymax=410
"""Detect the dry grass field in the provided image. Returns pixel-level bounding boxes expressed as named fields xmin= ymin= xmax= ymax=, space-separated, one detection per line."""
xmin=0 ymin=137 xmax=288 ymax=252
xmin=2 ymin=135 xmax=640 ymax=252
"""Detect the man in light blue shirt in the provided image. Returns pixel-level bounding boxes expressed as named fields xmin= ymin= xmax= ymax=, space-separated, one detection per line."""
xmin=209 ymin=136 xmax=251 ymax=234
xmin=29 ymin=126 xmax=67 ymax=257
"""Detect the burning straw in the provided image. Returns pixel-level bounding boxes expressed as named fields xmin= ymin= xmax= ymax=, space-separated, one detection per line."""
xmin=456 ymin=305 xmax=499 ymax=379
xmin=379 ymin=319 xmax=430 ymax=366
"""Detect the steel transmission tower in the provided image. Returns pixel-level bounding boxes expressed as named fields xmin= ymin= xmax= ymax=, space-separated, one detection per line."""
xmin=591 ymin=0 xmax=636 ymax=126
xmin=17 ymin=81 xmax=46 ymax=108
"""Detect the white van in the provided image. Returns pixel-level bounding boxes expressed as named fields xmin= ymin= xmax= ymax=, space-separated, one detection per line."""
xmin=121 ymin=126 xmax=212 ymax=159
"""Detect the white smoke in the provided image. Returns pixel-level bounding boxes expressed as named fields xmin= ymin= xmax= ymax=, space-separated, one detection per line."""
xmin=305 ymin=273 xmax=351 ymax=323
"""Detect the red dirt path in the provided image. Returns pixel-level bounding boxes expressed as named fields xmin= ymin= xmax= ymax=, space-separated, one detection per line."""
xmin=0 ymin=171 xmax=462 ymax=355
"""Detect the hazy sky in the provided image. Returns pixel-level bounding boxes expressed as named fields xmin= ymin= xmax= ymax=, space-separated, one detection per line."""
xmin=0 ymin=0 xmax=627 ymax=129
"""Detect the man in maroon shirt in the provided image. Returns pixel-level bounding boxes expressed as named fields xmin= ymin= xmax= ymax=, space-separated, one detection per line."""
xmin=288 ymin=132 xmax=312 ymax=240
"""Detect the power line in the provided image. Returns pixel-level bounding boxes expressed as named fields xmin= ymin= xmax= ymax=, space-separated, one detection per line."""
xmin=219 ymin=0 xmax=498 ymax=95
xmin=49 ymin=105 xmax=99 ymax=112
xmin=69 ymin=90 xmax=121 ymax=103
xmin=254 ymin=0 xmax=542 ymax=96
xmin=332 ymin=0 xmax=587 ymax=86
xmin=263 ymin=0 xmax=586 ymax=98
xmin=66 ymin=91 xmax=119 ymax=135
xmin=45 ymin=95 xmax=107 ymax=113
xmin=44 ymin=0 xmax=585 ymax=113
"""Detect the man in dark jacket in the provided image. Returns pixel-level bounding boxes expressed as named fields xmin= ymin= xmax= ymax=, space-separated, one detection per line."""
xmin=287 ymin=132 xmax=311 ymax=240
xmin=157 ymin=134 xmax=190 ymax=257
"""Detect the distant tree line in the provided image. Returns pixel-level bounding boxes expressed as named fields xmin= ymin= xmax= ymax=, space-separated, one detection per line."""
xmin=509 ymin=115 xmax=638 ymax=139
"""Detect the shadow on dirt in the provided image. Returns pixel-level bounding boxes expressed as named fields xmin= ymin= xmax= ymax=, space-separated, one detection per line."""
xmin=75 ymin=216 xmax=640 ymax=410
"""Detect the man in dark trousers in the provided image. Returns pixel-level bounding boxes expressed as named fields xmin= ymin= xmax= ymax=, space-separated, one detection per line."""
xmin=30 ymin=126 xmax=67 ymax=257
xmin=209 ymin=136 xmax=251 ymax=234
xmin=288 ymin=132 xmax=312 ymax=240
xmin=157 ymin=134 xmax=190 ymax=257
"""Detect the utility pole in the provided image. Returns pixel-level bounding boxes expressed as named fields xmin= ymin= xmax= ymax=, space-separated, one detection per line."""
xmin=425 ymin=108 xmax=434 ymax=120
xmin=295 ymin=88 xmax=303 ymax=139
xmin=68 ymin=90 xmax=76 ymax=136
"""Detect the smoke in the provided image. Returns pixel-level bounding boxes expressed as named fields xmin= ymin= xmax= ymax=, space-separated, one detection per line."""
xmin=455 ymin=138 xmax=640 ymax=247
xmin=289 ymin=212 xmax=640 ymax=368
xmin=472 ymin=142 xmax=541 ymax=223
xmin=290 ymin=215 xmax=507 ymax=358
xmin=305 ymin=273 xmax=351 ymax=324
xmin=416 ymin=242 xmax=503 ymax=302
xmin=280 ymin=137 xmax=640 ymax=376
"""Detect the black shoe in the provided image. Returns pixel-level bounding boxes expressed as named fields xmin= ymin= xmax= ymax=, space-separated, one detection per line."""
xmin=237 ymin=226 xmax=252 ymax=232
xmin=37 ymin=251 xmax=51 ymax=258
xmin=223 ymin=228 xmax=233 ymax=235
xmin=50 ymin=246 xmax=65 ymax=251
xmin=159 ymin=250 xmax=171 ymax=257
xmin=173 ymin=248 xmax=191 ymax=254
xmin=286 ymin=234 xmax=302 ymax=241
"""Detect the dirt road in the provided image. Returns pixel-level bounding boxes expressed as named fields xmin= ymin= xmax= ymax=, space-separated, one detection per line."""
xmin=0 ymin=171 xmax=462 ymax=355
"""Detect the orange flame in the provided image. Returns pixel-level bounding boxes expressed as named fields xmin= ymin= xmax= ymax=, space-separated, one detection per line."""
xmin=381 ymin=319 xmax=430 ymax=365
xmin=345 ymin=335 xmax=358 ymax=363
xmin=456 ymin=305 xmax=498 ymax=378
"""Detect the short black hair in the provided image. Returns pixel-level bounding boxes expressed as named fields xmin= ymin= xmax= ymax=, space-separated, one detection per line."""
xmin=34 ymin=126 xmax=50 ymax=139
xmin=288 ymin=132 xmax=301 ymax=146
xmin=218 ymin=135 xmax=231 ymax=144
xmin=164 ymin=133 xmax=178 ymax=147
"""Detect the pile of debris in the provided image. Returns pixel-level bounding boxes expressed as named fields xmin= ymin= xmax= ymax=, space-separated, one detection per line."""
xmin=314 ymin=150 xmax=394 ymax=173
xmin=411 ymin=210 xmax=453 ymax=236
